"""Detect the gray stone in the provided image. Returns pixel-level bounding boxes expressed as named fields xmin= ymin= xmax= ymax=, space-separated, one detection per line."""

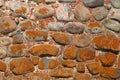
xmin=58 ymin=0 xmax=76 ymax=2
xmin=74 ymin=5 xmax=90 ymax=22
xmin=102 ymin=19 xmax=120 ymax=32
xmin=29 ymin=0 xmax=41 ymax=3
xmin=48 ymin=22 xmax=65 ymax=31
xmin=109 ymin=8 xmax=120 ymax=22
xmin=0 ymin=0 xmax=3 ymax=6
xmin=65 ymin=22 xmax=85 ymax=34
xmin=12 ymin=33 xmax=23 ymax=44
xmin=56 ymin=4 xmax=74 ymax=21
xmin=46 ymin=0 xmax=56 ymax=3
xmin=86 ymin=27 xmax=103 ymax=34
xmin=5 ymin=1 xmax=29 ymax=17
xmin=0 ymin=16 xmax=17 ymax=34
xmin=110 ymin=0 xmax=120 ymax=8
xmin=92 ymin=7 xmax=108 ymax=21
xmin=82 ymin=0 xmax=104 ymax=8
xmin=34 ymin=4 xmax=54 ymax=19
xmin=0 ymin=47 xmax=7 ymax=59
xmin=73 ymin=34 xmax=92 ymax=48
xmin=0 ymin=37 xmax=12 ymax=46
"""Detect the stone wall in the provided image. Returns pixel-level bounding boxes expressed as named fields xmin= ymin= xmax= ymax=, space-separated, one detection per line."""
xmin=0 ymin=0 xmax=120 ymax=80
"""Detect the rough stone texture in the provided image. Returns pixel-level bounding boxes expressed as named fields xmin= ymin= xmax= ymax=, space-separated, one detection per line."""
xmin=109 ymin=8 xmax=120 ymax=22
xmin=86 ymin=22 xmax=103 ymax=34
xmin=8 ymin=44 xmax=26 ymax=57
xmin=34 ymin=4 xmax=54 ymax=19
xmin=74 ymin=5 xmax=90 ymax=22
xmin=0 ymin=37 xmax=12 ymax=46
xmin=0 ymin=61 xmax=7 ymax=72
xmin=100 ymin=67 xmax=120 ymax=79
xmin=102 ymin=19 xmax=120 ymax=32
xmin=31 ymin=56 xmax=39 ymax=65
xmin=0 ymin=16 xmax=17 ymax=34
xmin=58 ymin=0 xmax=76 ymax=2
xmin=62 ymin=60 xmax=76 ymax=68
xmin=50 ymin=67 xmax=74 ymax=78
xmin=77 ymin=48 xmax=95 ymax=61
xmin=74 ymin=73 xmax=91 ymax=80
xmin=73 ymin=34 xmax=92 ymax=48
xmin=82 ymin=0 xmax=104 ymax=7
xmin=48 ymin=59 xmax=60 ymax=69
xmin=87 ymin=62 xmax=101 ymax=75
xmin=48 ymin=22 xmax=65 ymax=31
xmin=65 ymin=22 xmax=85 ymax=34
xmin=24 ymin=29 xmax=48 ymax=42
xmin=110 ymin=0 xmax=120 ymax=8
xmin=0 ymin=47 xmax=7 ymax=59
xmin=118 ymin=55 xmax=120 ymax=68
xmin=77 ymin=62 xmax=85 ymax=73
xmin=10 ymin=58 xmax=34 ymax=75
xmin=52 ymin=32 xmax=72 ymax=45
xmin=99 ymin=52 xmax=116 ymax=66
xmin=92 ymin=7 xmax=108 ymax=21
xmin=28 ymin=44 xmax=59 ymax=56
xmin=93 ymin=34 xmax=120 ymax=51
xmin=12 ymin=33 xmax=23 ymax=44
xmin=56 ymin=4 xmax=74 ymax=21
xmin=63 ymin=46 xmax=78 ymax=59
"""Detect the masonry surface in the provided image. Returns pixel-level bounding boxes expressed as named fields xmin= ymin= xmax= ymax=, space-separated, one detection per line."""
xmin=0 ymin=0 xmax=120 ymax=80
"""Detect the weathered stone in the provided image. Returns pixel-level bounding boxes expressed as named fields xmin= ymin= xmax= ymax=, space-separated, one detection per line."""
xmin=0 ymin=37 xmax=12 ymax=46
xmin=6 ymin=75 xmax=27 ymax=80
xmin=93 ymin=34 xmax=120 ymax=51
xmin=77 ymin=48 xmax=95 ymax=61
xmin=48 ymin=22 xmax=65 ymax=31
xmin=38 ymin=58 xmax=59 ymax=69
xmin=74 ymin=73 xmax=91 ymax=80
xmin=110 ymin=0 xmax=120 ymax=8
xmin=100 ymin=67 xmax=120 ymax=79
xmin=29 ymin=0 xmax=41 ymax=3
xmin=51 ymin=32 xmax=71 ymax=45
xmin=6 ymin=1 xmax=29 ymax=17
xmin=8 ymin=44 xmax=26 ymax=57
xmin=34 ymin=4 xmax=54 ymax=19
xmin=102 ymin=19 xmax=120 ymax=32
xmin=0 ymin=0 xmax=3 ymax=6
xmin=109 ymin=8 xmax=120 ymax=22
xmin=24 ymin=30 xmax=48 ymax=41
xmin=77 ymin=62 xmax=85 ymax=73
xmin=74 ymin=5 xmax=90 ymax=22
xmin=46 ymin=0 xmax=56 ymax=3
xmin=18 ymin=20 xmax=34 ymax=31
xmin=10 ymin=58 xmax=34 ymax=75
xmin=56 ymin=4 xmax=74 ymax=21
xmin=0 ymin=47 xmax=7 ymax=59
xmin=62 ymin=60 xmax=76 ymax=68
xmin=50 ymin=67 xmax=74 ymax=77
xmin=0 ymin=16 xmax=17 ymax=34
xmin=58 ymin=0 xmax=76 ymax=2
xmin=118 ymin=55 xmax=120 ymax=68
xmin=92 ymin=7 xmax=108 ymax=21
xmin=65 ymin=22 xmax=85 ymax=34
xmin=31 ymin=56 xmax=39 ymax=65
xmin=63 ymin=46 xmax=78 ymax=59
xmin=86 ymin=22 xmax=103 ymax=34
xmin=0 ymin=61 xmax=6 ymax=72
xmin=87 ymin=62 xmax=101 ymax=75
xmin=82 ymin=0 xmax=104 ymax=7
xmin=28 ymin=44 xmax=59 ymax=56
xmin=99 ymin=52 xmax=116 ymax=66
xmin=73 ymin=34 xmax=92 ymax=48
xmin=92 ymin=77 xmax=109 ymax=80
xmin=12 ymin=33 xmax=23 ymax=44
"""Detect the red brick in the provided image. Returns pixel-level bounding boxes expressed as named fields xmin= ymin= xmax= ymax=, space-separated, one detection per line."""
xmin=77 ymin=48 xmax=95 ymax=61
xmin=50 ymin=67 xmax=74 ymax=78
xmin=99 ymin=52 xmax=116 ymax=66
xmin=93 ymin=34 xmax=120 ymax=51
xmin=8 ymin=44 xmax=26 ymax=57
xmin=31 ymin=56 xmax=39 ymax=65
xmin=10 ymin=58 xmax=34 ymax=75
xmin=51 ymin=32 xmax=71 ymax=45
xmin=77 ymin=62 xmax=85 ymax=73
xmin=28 ymin=44 xmax=59 ymax=56
xmin=74 ymin=73 xmax=91 ymax=80
xmin=25 ymin=30 xmax=48 ymax=41
xmin=86 ymin=62 xmax=101 ymax=75
xmin=62 ymin=60 xmax=76 ymax=68
xmin=0 ymin=61 xmax=6 ymax=72
xmin=63 ymin=46 xmax=78 ymax=59
xmin=100 ymin=67 xmax=120 ymax=79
